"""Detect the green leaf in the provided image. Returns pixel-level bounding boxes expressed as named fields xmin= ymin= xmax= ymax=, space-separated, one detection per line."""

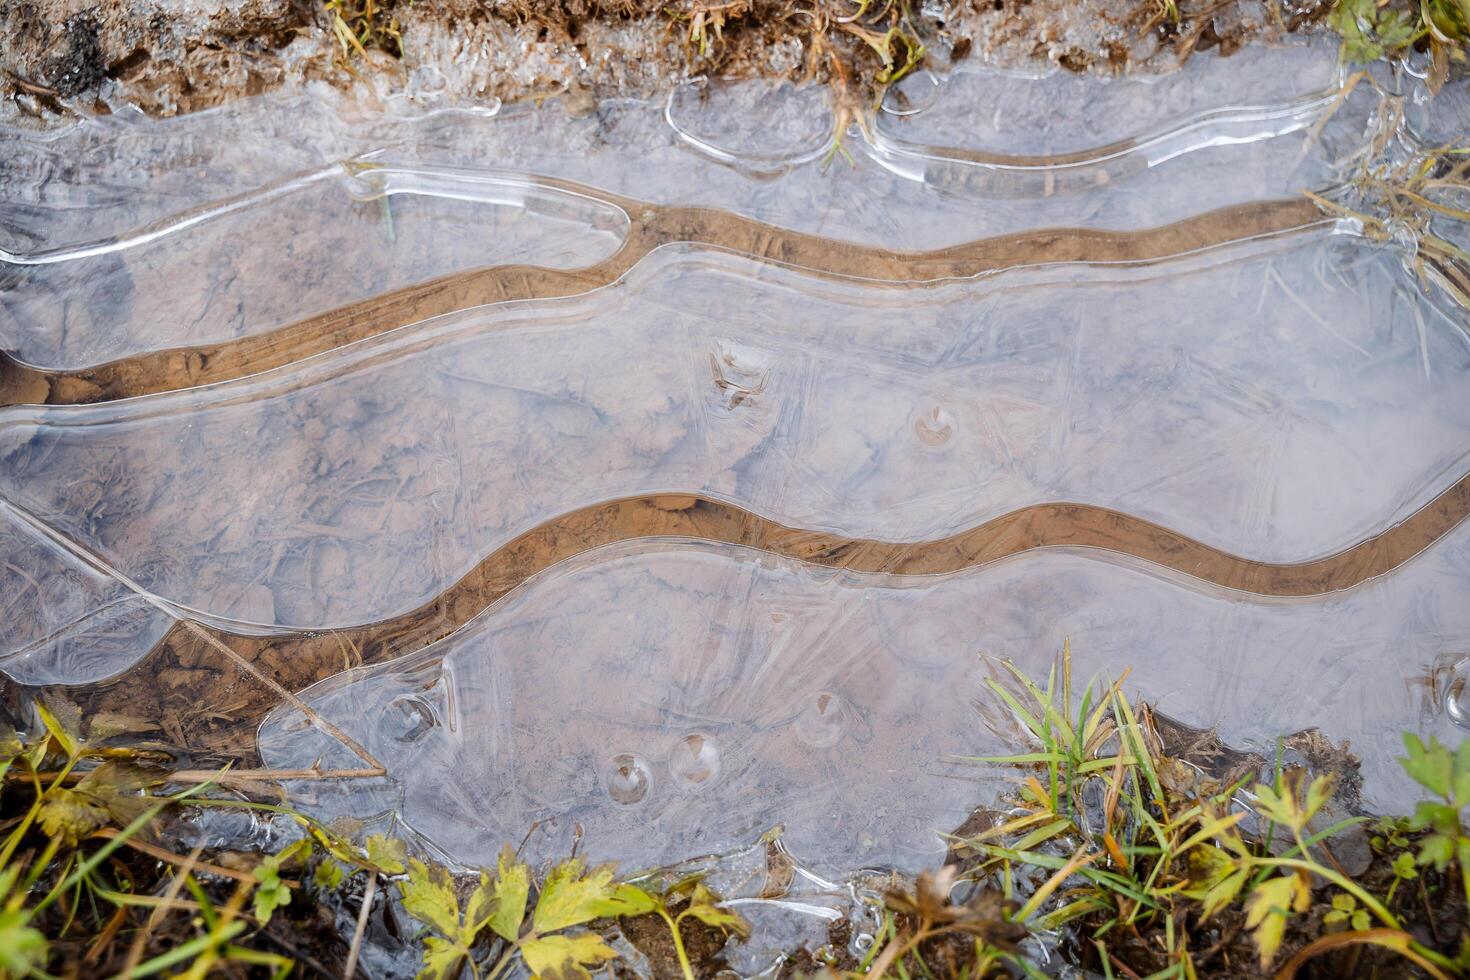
xmin=1419 ymin=832 xmax=1456 ymax=870
xmin=1330 ymin=0 xmax=1386 ymax=62
xmin=609 ymin=883 xmax=658 ymax=916
xmin=532 ymin=858 xmax=648 ymax=933
xmin=521 ymin=932 xmax=619 ymax=979
xmin=252 ymin=863 xmax=292 ymax=924
xmin=0 ymin=908 xmax=48 ymax=978
xmin=314 ymin=859 xmax=347 ymax=890
xmin=401 ymin=859 xmax=461 ymax=939
xmin=1400 ymin=733 xmax=1453 ymax=798
xmin=1351 ymin=908 xmax=1371 ymax=931
xmin=1375 ymin=7 xmax=1417 ymax=51
xmin=1454 ymin=741 xmax=1470 ymax=806
xmin=365 ymin=834 xmax=407 ymax=875
xmin=417 ymin=935 xmax=468 ymax=980
xmin=472 ymin=847 xmax=531 ymax=942
xmin=252 ymin=840 xmax=310 ymax=922
xmin=1392 ymin=851 xmax=1419 ymax=880
xmin=1411 ymin=801 xmax=1462 ymax=835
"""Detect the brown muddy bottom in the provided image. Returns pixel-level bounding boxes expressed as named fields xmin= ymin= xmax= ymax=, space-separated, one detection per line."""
xmin=2 ymin=34 xmax=1470 ymax=977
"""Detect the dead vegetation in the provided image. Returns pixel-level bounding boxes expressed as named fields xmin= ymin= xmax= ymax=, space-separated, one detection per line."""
xmin=4 ymin=0 xmax=1460 ymax=121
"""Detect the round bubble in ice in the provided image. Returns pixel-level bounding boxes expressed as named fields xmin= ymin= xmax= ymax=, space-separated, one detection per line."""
xmin=669 ymin=733 xmax=721 ymax=790
xmin=605 ymin=753 xmax=652 ymax=804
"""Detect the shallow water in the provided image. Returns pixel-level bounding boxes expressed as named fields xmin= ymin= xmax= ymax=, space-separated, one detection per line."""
xmin=3 ymin=37 xmax=1470 ymax=923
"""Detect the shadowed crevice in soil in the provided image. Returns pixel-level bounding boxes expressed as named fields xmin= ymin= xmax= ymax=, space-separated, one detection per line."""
xmin=0 ymin=195 xmax=1326 ymax=404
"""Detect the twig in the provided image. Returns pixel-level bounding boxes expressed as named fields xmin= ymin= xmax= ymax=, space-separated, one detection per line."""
xmin=90 ymin=828 xmax=287 ymax=887
xmin=10 ymin=766 xmax=381 ymax=786
xmin=0 ymin=501 xmax=386 ymax=779
xmin=175 ymin=618 xmax=387 ymax=778
xmin=2 ymin=69 xmax=59 ymax=96
xmin=343 ymin=872 xmax=377 ymax=980
xmin=167 ymin=767 xmax=390 ymax=785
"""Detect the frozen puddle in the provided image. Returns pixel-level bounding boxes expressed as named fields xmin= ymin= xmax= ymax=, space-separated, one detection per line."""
xmin=3 ymin=38 xmax=1470 ymax=885
xmin=260 ymin=525 xmax=1470 ymax=874
xmin=3 ymin=231 xmax=1469 ymax=664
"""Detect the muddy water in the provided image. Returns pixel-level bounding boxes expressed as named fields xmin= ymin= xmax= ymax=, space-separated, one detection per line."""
xmin=3 ymin=36 xmax=1470 ymax=910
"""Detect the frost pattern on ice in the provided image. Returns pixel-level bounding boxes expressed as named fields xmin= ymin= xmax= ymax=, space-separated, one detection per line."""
xmin=260 ymin=530 xmax=1470 ymax=872
xmin=0 ymin=41 xmax=1467 ymax=886
xmin=2 ymin=233 xmax=1467 ymax=662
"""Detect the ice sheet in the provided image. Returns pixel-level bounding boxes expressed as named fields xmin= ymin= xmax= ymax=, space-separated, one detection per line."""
xmin=0 ymin=37 xmax=1385 ymax=372
xmin=259 ymin=528 xmax=1470 ymax=874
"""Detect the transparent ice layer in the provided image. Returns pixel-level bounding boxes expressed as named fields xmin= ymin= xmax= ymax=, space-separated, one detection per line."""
xmin=868 ymin=41 xmax=1341 ymax=194
xmin=3 ymin=227 xmax=1469 ymax=678
xmin=257 ymin=528 xmax=1470 ymax=874
xmin=0 ymin=37 xmax=1389 ymax=372
xmin=0 ymin=500 xmax=172 ymax=685
xmin=1 ymin=169 xmax=627 ymax=370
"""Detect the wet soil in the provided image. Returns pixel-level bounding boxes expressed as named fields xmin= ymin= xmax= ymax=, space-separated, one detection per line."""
xmin=616 ymin=902 xmax=737 ymax=978
xmin=0 ymin=0 xmax=1329 ymax=121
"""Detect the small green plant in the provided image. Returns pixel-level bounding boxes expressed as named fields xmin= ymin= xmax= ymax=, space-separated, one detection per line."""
xmin=961 ymin=651 xmax=1469 ymax=977
xmin=397 ymin=847 xmax=750 ymax=980
xmin=1330 ymin=0 xmax=1469 ymax=74
xmin=1330 ymin=0 xmax=1420 ymax=63
xmin=0 ymin=701 xmax=294 ymax=979
xmin=639 ymin=876 xmax=751 ymax=979
xmin=1399 ymin=733 xmax=1470 ymax=905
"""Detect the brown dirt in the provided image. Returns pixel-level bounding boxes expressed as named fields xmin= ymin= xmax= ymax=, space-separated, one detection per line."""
xmin=0 ymin=195 xmax=1327 ymax=405
xmin=615 ymin=902 xmax=737 ymax=978
xmin=0 ymin=0 xmax=1327 ymax=122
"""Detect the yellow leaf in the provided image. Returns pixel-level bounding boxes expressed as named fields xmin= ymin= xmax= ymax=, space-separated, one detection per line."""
xmin=532 ymin=859 xmax=648 ymax=933
xmin=34 ymin=699 xmax=80 ymax=759
xmin=1200 ymin=868 xmax=1247 ymax=921
xmin=680 ymin=883 xmax=750 ymax=938
xmin=521 ymin=932 xmax=618 ymax=980
xmin=467 ymin=847 xmax=531 ymax=943
xmin=401 ymin=859 xmax=461 ymax=939
xmin=1244 ymin=874 xmax=1305 ymax=967
xmin=416 ymin=936 xmax=468 ymax=980
xmin=37 ymin=788 xmax=108 ymax=846
xmin=365 ymin=834 xmax=407 ymax=875
xmin=1303 ymin=774 xmax=1336 ymax=824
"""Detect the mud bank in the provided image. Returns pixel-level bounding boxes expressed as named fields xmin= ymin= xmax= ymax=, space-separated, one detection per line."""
xmin=1 ymin=0 xmax=1327 ymax=119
